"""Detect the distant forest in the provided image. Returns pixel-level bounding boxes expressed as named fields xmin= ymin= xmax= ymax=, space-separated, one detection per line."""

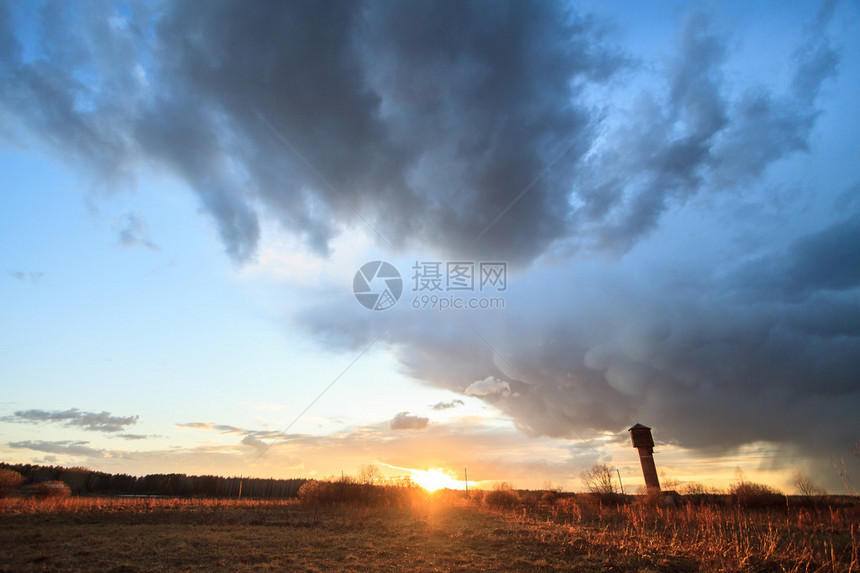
xmin=0 ymin=462 xmax=308 ymax=498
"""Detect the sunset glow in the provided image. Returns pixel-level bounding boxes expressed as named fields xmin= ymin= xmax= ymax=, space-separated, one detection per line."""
xmin=409 ymin=469 xmax=466 ymax=492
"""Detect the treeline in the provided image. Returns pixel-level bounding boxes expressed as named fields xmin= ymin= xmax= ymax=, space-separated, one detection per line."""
xmin=0 ymin=462 xmax=307 ymax=498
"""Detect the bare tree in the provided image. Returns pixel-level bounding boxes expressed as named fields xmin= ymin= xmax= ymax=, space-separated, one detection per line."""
xmin=580 ymin=463 xmax=617 ymax=495
xmin=659 ymin=470 xmax=680 ymax=490
xmin=792 ymin=472 xmax=824 ymax=496
xmin=358 ymin=464 xmax=382 ymax=485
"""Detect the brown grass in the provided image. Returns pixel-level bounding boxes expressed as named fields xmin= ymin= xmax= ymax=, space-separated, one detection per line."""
xmin=0 ymin=492 xmax=857 ymax=571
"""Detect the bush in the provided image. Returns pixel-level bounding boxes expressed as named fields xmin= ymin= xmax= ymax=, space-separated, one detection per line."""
xmin=485 ymin=482 xmax=520 ymax=509
xmin=633 ymin=489 xmax=664 ymax=508
xmin=24 ymin=481 xmax=72 ymax=498
xmin=552 ymin=496 xmax=582 ymax=522
xmin=297 ymin=478 xmax=422 ymax=507
xmin=298 ymin=479 xmax=365 ymax=505
xmin=0 ymin=468 xmax=25 ymax=497
xmin=730 ymin=481 xmax=783 ymax=508
xmin=680 ymin=482 xmax=713 ymax=495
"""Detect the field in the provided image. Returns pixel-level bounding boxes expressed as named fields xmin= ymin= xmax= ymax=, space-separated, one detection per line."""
xmin=1 ymin=491 xmax=858 ymax=572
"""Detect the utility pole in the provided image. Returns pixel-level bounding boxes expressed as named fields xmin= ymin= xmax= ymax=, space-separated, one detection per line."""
xmin=464 ymin=468 xmax=469 ymax=498
xmin=616 ymin=469 xmax=624 ymax=495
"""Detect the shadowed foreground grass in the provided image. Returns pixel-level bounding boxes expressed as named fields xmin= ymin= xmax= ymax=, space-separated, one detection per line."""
xmin=0 ymin=494 xmax=858 ymax=571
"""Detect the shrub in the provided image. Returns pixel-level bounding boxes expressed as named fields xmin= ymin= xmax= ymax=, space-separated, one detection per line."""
xmin=0 ymin=468 xmax=25 ymax=497
xmin=576 ymin=491 xmax=622 ymax=516
xmin=298 ymin=479 xmax=365 ymax=505
xmin=297 ymin=478 xmax=422 ymax=507
xmin=552 ymin=496 xmax=582 ymax=522
xmin=633 ymin=489 xmax=664 ymax=508
xmin=25 ymin=481 xmax=72 ymax=498
xmin=485 ymin=482 xmax=520 ymax=509
xmin=680 ymin=482 xmax=713 ymax=495
xmin=730 ymin=481 xmax=783 ymax=508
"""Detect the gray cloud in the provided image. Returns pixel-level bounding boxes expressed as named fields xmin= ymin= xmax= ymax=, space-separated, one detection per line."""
xmin=284 ymin=1 xmax=852 ymax=483
xmin=8 ymin=271 xmax=44 ymax=283
xmin=177 ymin=422 xmax=239 ymax=434
xmin=175 ymin=422 xmax=216 ymax=431
xmin=779 ymin=214 xmax=860 ymax=297
xmin=733 ymin=213 xmax=860 ymax=303
xmin=431 ymin=400 xmax=464 ymax=411
xmin=298 ymin=195 xmax=860 ymax=489
xmin=0 ymin=3 xmax=839 ymax=263
xmin=9 ymin=440 xmax=105 ymax=458
xmin=390 ymin=412 xmax=429 ymax=431
xmin=240 ymin=434 xmax=267 ymax=453
xmin=564 ymin=9 xmax=840 ymax=256
xmin=116 ymin=211 xmax=160 ymax=251
xmin=0 ymin=0 xmax=625 ymax=264
xmin=177 ymin=421 xmax=282 ymax=441
xmin=6 ymin=408 xmax=138 ymax=433
xmin=116 ymin=433 xmax=152 ymax=441
xmin=465 ymin=377 xmax=511 ymax=398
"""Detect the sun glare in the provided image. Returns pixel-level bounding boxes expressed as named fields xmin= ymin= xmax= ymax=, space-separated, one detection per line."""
xmin=410 ymin=469 xmax=464 ymax=492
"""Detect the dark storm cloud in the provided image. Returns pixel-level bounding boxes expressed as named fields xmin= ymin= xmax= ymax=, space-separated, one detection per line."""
xmin=1 ymin=2 xmax=838 ymax=262
xmin=565 ymin=9 xmax=840 ymax=255
xmin=780 ymin=214 xmax=860 ymax=296
xmin=0 ymin=0 xmax=625 ymax=264
xmin=735 ymin=213 xmax=860 ymax=301
xmin=299 ymin=204 xmax=860 ymax=489
xmin=5 ymin=408 xmax=138 ymax=433
xmin=390 ymin=412 xmax=429 ymax=430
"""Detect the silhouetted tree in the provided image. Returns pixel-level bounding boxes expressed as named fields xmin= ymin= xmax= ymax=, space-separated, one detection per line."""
xmin=580 ymin=463 xmax=617 ymax=495
xmin=792 ymin=472 xmax=824 ymax=496
xmin=358 ymin=464 xmax=382 ymax=485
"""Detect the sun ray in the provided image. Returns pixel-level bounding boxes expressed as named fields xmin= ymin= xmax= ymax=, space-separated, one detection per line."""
xmin=409 ymin=468 xmax=465 ymax=492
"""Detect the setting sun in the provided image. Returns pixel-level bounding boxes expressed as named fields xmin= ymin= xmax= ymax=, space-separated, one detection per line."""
xmin=409 ymin=469 xmax=466 ymax=492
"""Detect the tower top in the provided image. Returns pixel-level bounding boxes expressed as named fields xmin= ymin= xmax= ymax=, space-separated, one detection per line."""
xmin=629 ymin=423 xmax=655 ymax=449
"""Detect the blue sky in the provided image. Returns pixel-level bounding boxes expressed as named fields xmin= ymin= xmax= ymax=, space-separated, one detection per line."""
xmin=1 ymin=0 xmax=859 ymax=493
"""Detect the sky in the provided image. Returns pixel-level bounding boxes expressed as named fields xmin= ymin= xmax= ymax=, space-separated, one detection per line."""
xmin=1 ymin=0 xmax=859 ymax=494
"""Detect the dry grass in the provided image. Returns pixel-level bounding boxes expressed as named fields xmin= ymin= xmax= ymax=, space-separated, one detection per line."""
xmin=1 ymin=493 xmax=858 ymax=571
xmin=537 ymin=494 xmax=860 ymax=571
